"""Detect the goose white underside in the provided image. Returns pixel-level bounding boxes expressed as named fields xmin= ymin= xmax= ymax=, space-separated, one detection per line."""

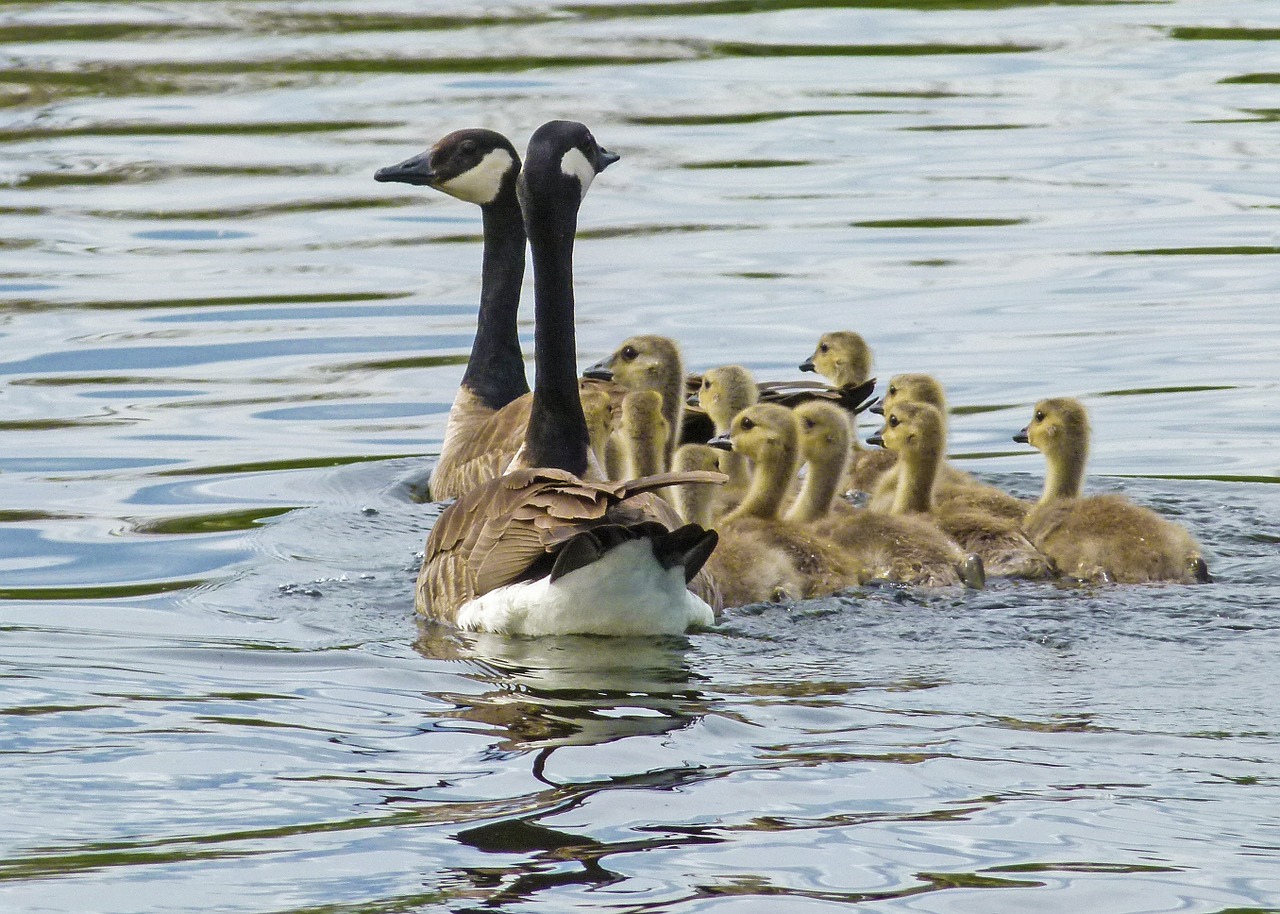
xmin=455 ymin=539 xmax=715 ymax=636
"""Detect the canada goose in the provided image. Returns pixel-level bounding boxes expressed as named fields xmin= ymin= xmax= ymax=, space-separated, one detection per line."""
xmin=872 ymin=402 xmax=1050 ymax=579
xmin=693 ymin=365 xmax=758 ymax=507
xmin=584 ymin=334 xmax=687 ymax=471
xmin=867 ymin=373 xmax=1028 ymax=521
xmin=416 ymin=121 xmax=727 ymax=635
xmin=616 ymin=389 xmax=669 ymax=479
xmin=1015 ymin=398 xmax=1210 ymax=584
xmin=799 ymin=331 xmax=895 ymax=493
xmin=580 ymin=384 xmax=615 ymax=473
xmin=706 ymin=403 xmax=861 ymax=605
xmin=788 ymin=401 xmax=984 ymax=588
xmin=375 ymin=128 xmax=531 ymax=500
xmin=671 ymin=443 xmax=722 ymax=527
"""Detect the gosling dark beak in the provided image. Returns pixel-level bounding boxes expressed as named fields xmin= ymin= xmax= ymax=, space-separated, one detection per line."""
xmin=595 ymin=147 xmax=621 ymax=172
xmin=869 ymin=398 xmax=885 ymax=415
xmin=375 ymin=152 xmax=436 ymax=186
xmin=799 ymin=357 xmax=815 ymax=373
xmin=867 ymin=427 xmax=886 ymax=448
xmin=708 ymin=434 xmax=733 ymax=452
xmin=1013 ymin=427 xmax=1030 ymax=444
xmin=687 ymin=392 xmax=700 ymax=407
xmin=582 ymin=358 xmax=614 ymax=381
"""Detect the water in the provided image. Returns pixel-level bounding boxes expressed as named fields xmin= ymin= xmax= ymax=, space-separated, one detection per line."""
xmin=3 ymin=1 xmax=1279 ymax=911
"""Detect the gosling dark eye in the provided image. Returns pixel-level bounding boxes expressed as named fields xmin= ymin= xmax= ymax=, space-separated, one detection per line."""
xmin=701 ymin=378 xmax=710 ymax=390
xmin=819 ymin=343 xmax=829 ymax=353
xmin=1035 ymin=410 xmax=1045 ymax=422
xmin=620 ymin=346 xmax=638 ymax=361
xmin=888 ymin=385 xmax=897 ymax=396
xmin=888 ymin=415 xmax=900 ymax=428
xmin=741 ymin=417 xmax=754 ymax=431
xmin=804 ymin=418 xmax=815 ymax=429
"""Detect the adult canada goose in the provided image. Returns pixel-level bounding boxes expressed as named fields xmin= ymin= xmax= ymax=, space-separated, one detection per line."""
xmin=1015 ymin=398 xmax=1210 ymax=584
xmin=375 ymin=129 xmax=531 ymax=500
xmin=799 ymin=330 xmax=894 ymax=493
xmin=868 ymin=373 xmax=1028 ymax=521
xmin=872 ymin=402 xmax=1050 ymax=579
xmin=416 ymin=121 xmax=727 ymax=635
xmin=707 ymin=403 xmax=861 ymax=605
xmin=787 ymin=401 xmax=985 ymax=588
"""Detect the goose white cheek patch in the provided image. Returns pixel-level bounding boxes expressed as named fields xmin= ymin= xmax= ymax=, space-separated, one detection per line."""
xmin=560 ymin=147 xmax=596 ymax=200
xmin=438 ymin=148 xmax=514 ymax=205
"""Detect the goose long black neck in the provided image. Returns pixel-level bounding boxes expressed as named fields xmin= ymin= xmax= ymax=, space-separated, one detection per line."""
xmin=522 ymin=185 xmax=589 ymax=476
xmin=462 ymin=187 xmax=529 ymax=410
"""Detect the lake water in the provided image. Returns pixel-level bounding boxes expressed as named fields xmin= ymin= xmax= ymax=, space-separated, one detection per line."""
xmin=2 ymin=1 xmax=1279 ymax=911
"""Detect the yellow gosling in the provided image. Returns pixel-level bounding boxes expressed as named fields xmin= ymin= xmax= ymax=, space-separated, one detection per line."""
xmin=799 ymin=330 xmax=895 ymax=493
xmin=789 ymin=400 xmax=984 ymax=588
xmin=1015 ymin=397 xmax=1210 ymax=584
xmin=875 ymin=402 xmax=1051 ymax=579
xmin=706 ymin=403 xmax=861 ymax=606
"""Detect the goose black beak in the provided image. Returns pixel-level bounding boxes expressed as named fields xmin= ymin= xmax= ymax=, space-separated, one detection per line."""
xmin=1013 ymin=427 xmax=1030 ymax=444
xmin=375 ymin=153 xmax=436 ymax=186
xmin=582 ymin=359 xmax=614 ymax=381
xmin=868 ymin=398 xmax=885 ymax=415
xmin=799 ymin=358 xmax=815 ymax=373
xmin=707 ymin=434 xmax=733 ymax=452
xmin=596 ymin=147 xmax=620 ymax=172
xmin=867 ymin=428 xmax=886 ymax=448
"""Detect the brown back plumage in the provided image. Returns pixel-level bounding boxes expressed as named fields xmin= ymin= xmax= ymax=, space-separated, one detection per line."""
xmin=416 ymin=468 xmax=727 ymax=621
xmin=431 ymin=378 xmax=624 ymax=499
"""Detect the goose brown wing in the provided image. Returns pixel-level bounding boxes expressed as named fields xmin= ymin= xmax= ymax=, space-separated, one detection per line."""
xmin=433 ymin=379 xmax=628 ymax=498
xmin=418 ymin=468 xmax=727 ymax=621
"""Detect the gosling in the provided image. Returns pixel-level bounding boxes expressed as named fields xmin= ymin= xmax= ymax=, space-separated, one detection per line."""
xmin=1015 ymin=397 xmax=1210 ymax=584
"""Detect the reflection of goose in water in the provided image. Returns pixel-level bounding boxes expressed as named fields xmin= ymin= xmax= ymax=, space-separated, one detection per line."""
xmin=414 ymin=623 xmax=710 ymax=754
xmin=415 ymin=624 xmax=721 ymax=911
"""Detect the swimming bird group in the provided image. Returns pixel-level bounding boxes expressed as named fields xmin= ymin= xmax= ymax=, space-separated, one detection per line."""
xmin=375 ymin=123 xmax=1210 ymax=637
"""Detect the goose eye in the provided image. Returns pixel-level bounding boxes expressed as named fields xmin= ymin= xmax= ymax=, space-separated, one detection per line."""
xmin=459 ymin=139 xmax=478 ymax=156
xmin=888 ymin=385 xmax=897 ymax=395
xmin=819 ymin=343 xmax=829 ymax=353
xmin=741 ymin=417 xmax=754 ymax=431
xmin=888 ymin=415 xmax=900 ymax=428
xmin=620 ymin=346 xmax=638 ymax=361
xmin=701 ymin=378 xmax=710 ymax=390
xmin=804 ymin=418 xmax=816 ymax=429
xmin=1035 ymin=410 xmax=1045 ymax=422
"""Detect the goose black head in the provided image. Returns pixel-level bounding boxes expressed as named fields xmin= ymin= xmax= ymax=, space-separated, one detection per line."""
xmin=518 ymin=120 xmax=619 ymax=214
xmin=374 ymin=128 xmax=521 ymax=206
